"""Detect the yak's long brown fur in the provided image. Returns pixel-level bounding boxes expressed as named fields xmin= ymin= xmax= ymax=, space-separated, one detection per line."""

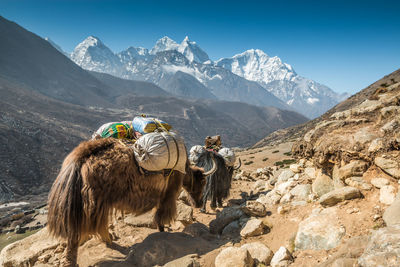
xmin=47 ymin=138 xmax=205 ymax=266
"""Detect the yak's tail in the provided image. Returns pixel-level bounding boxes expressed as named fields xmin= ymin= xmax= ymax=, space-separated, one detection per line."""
xmin=47 ymin=151 xmax=83 ymax=242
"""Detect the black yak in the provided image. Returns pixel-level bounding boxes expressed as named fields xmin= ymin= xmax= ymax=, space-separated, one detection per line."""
xmin=189 ymin=146 xmax=241 ymax=213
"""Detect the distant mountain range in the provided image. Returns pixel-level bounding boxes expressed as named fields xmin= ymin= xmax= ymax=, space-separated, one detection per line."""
xmin=58 ymin=35 xmax=348 ymax=118
xmin=0 ymin=15 xmax=308 ymax=202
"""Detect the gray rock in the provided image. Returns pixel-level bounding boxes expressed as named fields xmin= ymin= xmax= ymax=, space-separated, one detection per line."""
xmin=290 ymin=184 xmax=312 ymax=201
xmin=276 ymin=180 xmax=296 ymax=196
xmin=215 ymin=247 xmax=254 ymax=267
xmin=240 ymin=242 xmax=273 ymax=265
xmin=240 ymin=219 xmax=267 ymax=238
xmin=352 ymin=128 xmax=378 ymax=145
xmin=253 ymin=180 xmax=269 ymax=192
xmin=375 ymin=157 xmax=400 ymax=179
xmin=257 ymin=190 xmax=281 ymax=206
xmin=332 ymin=165 xmax=345 ymax=189
xmin=209 ymin=207 xmax=245 ymax=234
xmin=371 ymin=177 xmax=390 ymax=188
xmin=381 ymin=119 xmax=399 ymax=133
xmin=270 ymin=246 xmax=293 ymax=267
xmin=295 ymin=207 xmax=346 ymax=250
xmin=380 ymin=106 xmax=400 ymax=118
xmin=338 ymin=160 xmax=368 ymax=180
xmin=345 ymin=177 xmax=372 ymax=191
xmin=358 ymin=224 xmax=400 ymax=266
xmin=289 ymin=164 xmax=302 ymax=173
xmin=277 ymin=169 xmax=295 ymax=183
xmin=319 ymin=187 xmax=362 ymax=207
xmin=304 ymin=167 xmax=317 ymax=179
xmin=368 ymin=138 xmax=385 ymax=153
xmin=163 ymin=254 xmax=200 ymax=267
xmin=383 ymin=198 xmax=400 ymax=226
xmin=379 ymin=185 xmax=396 ymax=205
xmin=312 ymin=171 xmax=334 ymax=197
xmin=176 ymin=201 xmax=194 ymax=225
xmin=124 ymin=212 xmax=156 ymax=228
xmin=241 ymin=201 xmax=267 ymax=217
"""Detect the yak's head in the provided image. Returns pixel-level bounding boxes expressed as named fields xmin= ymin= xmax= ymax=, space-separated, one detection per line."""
xmin=183 ymin=154 xmax=217 ymax=207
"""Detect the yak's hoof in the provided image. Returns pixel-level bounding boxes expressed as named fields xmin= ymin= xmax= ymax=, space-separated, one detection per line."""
xmin=158 ymin=226 xmax=165 ymax=232
xmin=217 ymin=203 xmax=223 ymax=208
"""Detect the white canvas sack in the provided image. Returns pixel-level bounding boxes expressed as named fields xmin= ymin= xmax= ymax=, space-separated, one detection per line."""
xmin=218 ymin=147 xmax=236 ymax=166
xmin=133 ymin=131 xmax=187 ymax=174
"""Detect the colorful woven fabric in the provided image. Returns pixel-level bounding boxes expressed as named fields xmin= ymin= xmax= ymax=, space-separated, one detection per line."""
xmin=100 ymin=122 xmax=133 ymax=139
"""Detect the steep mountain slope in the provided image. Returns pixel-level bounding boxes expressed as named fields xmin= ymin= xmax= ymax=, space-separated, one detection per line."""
xmin=0 ymin=17 xmax=112 ymax=107
xmin=216 ymin=49 xmax=348 ymax=118
xmin=254 ymin=68 xmax=400 ymax=148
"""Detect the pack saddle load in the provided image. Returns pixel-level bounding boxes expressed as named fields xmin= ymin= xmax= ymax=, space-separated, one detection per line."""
xmin=92 ymin=116 xmax=186 ymax=174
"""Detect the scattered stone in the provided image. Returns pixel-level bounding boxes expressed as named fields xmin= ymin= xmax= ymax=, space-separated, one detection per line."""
xmin=241 ymin=201 xmax=268 ymax=217
xmin=257 ymin=190 xmax=281 ymax=206
xmin=276 ymin=180 xmax=296 ymax=195
xmin=368 ymin=138 xmax=384 ymax=153
xmin=253 ymin=180 xmax=269 ymax=193
xmin=270 ymin=247 xmax=293 ymax=267
xmin=295 ymin=207 xmax=346 ymax=250
xmin=240 ymin=219 xmax=268 ymax=238
xmin=304 ymin=167 xmax=316 ymax=179
xmin=279 ymin=193 xmax=293 ymax=204
xmin=375 ymin=156 xmax=400 ymax=179
xmin=380 ymin=119 xmax=399 ymax=133
xmin=371 ymin=177 xmax=390 ymax=188
xmin=215 ymin=247 xmax=254 ymax=267
xmin=289 ymin=164 xmax=302 ymax=173
xmin=240 ymin=242 xmax=273 ymax=265
xmin=373 ymin=214 xmax=382 ymax=221
xmin=176 ymin=201 xmax=194 ymax=225
xmin=163 ymin=254 xmax=200 ymax=267
xmin=358 ymin=224 xmax=400 ymax=266
xmin=380 ymin=106 xmax=400 ymax=118
xmin=319 ymin=187 xmax=362 ymax=207
xmin=345 ymin=177 xmax=373 ymax=190
xmin=209 ymin=207 xmax=245 ymax=234
xmin=332 ymin=165 xmax=345 ymax=189
xmin=277 ymin=206 xmax=288 ymax=214
xmin=379 ymin=185 xmax=396 ymax=205
xmin=312 ymin=170 xmax=334 ymax=197
xmin=124 ymin=212 xmax=156 ymax=228
xmin=277 ymin=169 xmax=295 ymax=184
xmin=290 ymin=184 xmax=312 ymax=201
xmin=338 ymin=160 xmax=368 ymax=180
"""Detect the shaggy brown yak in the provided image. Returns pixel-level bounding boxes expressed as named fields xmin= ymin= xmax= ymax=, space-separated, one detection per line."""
xmin=47 ymin=138 xmax=215 ymax=266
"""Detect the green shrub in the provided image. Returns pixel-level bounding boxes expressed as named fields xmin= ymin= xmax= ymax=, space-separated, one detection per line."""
xmin=272 ymin=150 xmax=279 ymax=154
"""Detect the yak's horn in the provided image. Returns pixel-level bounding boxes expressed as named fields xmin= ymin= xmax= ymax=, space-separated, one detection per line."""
xmin=234 ymin=158 xmax=242 ymax=170
xmin=202 ymin=156 xmax=217 ymax=176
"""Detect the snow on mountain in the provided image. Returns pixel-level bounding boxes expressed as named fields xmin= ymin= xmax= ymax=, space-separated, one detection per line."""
xmin=149 ymin=36 xmax=179 ymax=55
xmin=216 ymin=49 xmax=348 ymax=118
xmin=177 ymin=36 xmax=210 ymax=63
xmin=71 ymin=36 xmax=125 ymax=76
xmin=67 ymin=35 xmax=347 ymax=117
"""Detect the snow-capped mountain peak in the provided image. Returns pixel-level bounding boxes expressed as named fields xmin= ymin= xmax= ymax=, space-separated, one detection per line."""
xmin=150 ymin=36 xmax=179 ymax=55
xmin=177 ymin=36 xmax=209 ymax=63
xmin=71 ymin=36 xmax=124 ymax=76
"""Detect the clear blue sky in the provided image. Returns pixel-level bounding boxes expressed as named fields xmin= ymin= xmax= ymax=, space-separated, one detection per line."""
xmin=1 ymin=0 xmax=399 ymax=94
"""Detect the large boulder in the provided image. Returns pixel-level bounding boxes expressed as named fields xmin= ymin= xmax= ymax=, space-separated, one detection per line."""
xmin=319 ymin=187 xmax=362 ymax=207
xmin=215 ymin=247 xmax=254 ymax=267
xmin=295 ymin=207 xmax=346 ymax=251
xmin=0 ymin=228 xmax=59 ymax=267
xmin=277 ymin=169 xmax=295 ymax=183
xmin=312 ymin=171 xmax=334 ymax=197
xmin=358 ymin=224 xmax=400 ymax=266
xmin=290 ymin=184 xmax=312 ymax=201
xmin=375 ymin=157 xmax=400 ymax=179
xmin=240 ymin=242 xmax=273 ymax=265
xmin=257 ymin=190 xmax=282 ymax=206
xmin=371 ymin=177 xmax=390 ymax=189
xmin=176 ymin=201 xmax=194 ymax=225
